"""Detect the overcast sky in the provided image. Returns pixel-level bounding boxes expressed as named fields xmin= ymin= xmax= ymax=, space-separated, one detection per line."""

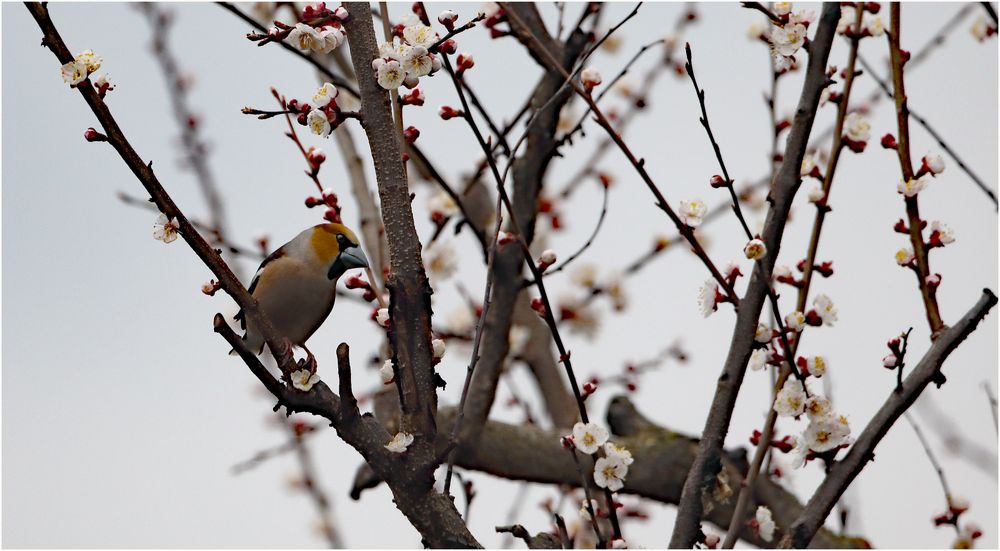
xmin=3 ymin=2 xmax=998 ymax=548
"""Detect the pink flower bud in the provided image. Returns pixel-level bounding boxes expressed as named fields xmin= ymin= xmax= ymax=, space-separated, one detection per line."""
xmin=307 ymin=147 xmax=326 ymax=167
xmin=438 ymin=9 xmax=458 ymax=30
xmin=456 ymin=53 xmax=475 ymax=74
xmin=332 ymin=6 xmax=349 ymax=20
xmin=882 ymin=354 xmax=898 ymax=369
xmin=438 ymin=38 xmax=458 ymax=55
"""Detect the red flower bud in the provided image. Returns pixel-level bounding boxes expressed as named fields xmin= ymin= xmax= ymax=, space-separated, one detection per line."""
xmin=305 ymin=196 xmax=320 ymax=208
xmin=881 ymin=133 xmax=897 ymax=149
xmin=865 ymin=2 xmax=881 ymax=13
xmin=438 ymin=38 xmax=457 ymax=55
xmin=307 ymin=147 xmax=326 ymax=167
xmin=403 ymin=125 xmax=420 ymax=143
xmin=84 ymin=127 xmax=108 ymax=142
xmin=710 ymin=174 xmax=727 ymax=188
xmin=439 ymin=105 xmax=463 ymax=120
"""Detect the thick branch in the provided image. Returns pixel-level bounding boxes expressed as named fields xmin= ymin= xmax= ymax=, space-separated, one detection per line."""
xmin=782 ymin=289 xmax=997 ymax=548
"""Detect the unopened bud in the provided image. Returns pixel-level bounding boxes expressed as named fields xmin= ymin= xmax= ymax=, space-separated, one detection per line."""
xmin=84 ymin=127 xmax=107 ymax=142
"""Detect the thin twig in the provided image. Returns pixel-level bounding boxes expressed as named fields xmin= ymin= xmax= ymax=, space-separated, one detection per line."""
xmin=904 ymin=413 xmax=960 ymax=535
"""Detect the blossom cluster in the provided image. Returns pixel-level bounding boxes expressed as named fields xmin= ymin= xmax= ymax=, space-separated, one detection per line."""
xmin=60 ymin=49 xmax=107 ymax=88
xmin=568 ymin=422 xmax=634 ymax=492
xmin=836 ymin=4 xmax=886 ymax=38
xmin=765 ymin=3 xmax=816 ymax=72
xmin=276 ymin=3 xmax=349 ymax=54
xmin=372 ymin=14 xmax=446 ymax=90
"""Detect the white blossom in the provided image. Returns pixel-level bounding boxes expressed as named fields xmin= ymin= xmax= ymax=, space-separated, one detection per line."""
xmin=744 ymin=238 xmax=767 ymax=261
xmin=773 ymin=2 xmax=792 ymax=16
xmin=800 ymin=153 xmax=817 ymax=177
xmin=604 ymin=442 xmax=634 ymax=465
xmin=572 ymin=422 xmax=609 ymax=454
xmin=593 ymin=456 xmax=628 ymax=491
xmin=804 ymin=394 xmax=831 ymax=419
xmin=312 ymin=82 xmax=339 ymax=108
xmin=698 ymin=278 xmax=720 ymax=318
xmin=385 ymin=431 xmax=414 ymax=453
xmin=539 ymin=249 xmax=558 ymax=265
xmin=843 ymin=112 xmax=870 ymax=142
xmin=750 ymin=348 xmax=772 ymax=371
xmin=770 ymin=23 xmax=807 ymax=57
xmin=790 ymin=9 xmax=816 ymax=26
xmin=785 ymin=310 xmax=806 ymax=332
xmin=428 ymin=190 xmax=459 ymax=217
xmin=679 ymin=199 xmax=707 ymax=227
xmin=930 ymin=221 xmax=956 ymax=244
xmin=307 ymin=109 xmax=331 ymax=137
xmin=424 ymin=241 xmax=458 ymax=280
xmin=403 ymin=23 xmax=438 ymax=48
xmin=376 ymin=307 xmax=390 ymax=327
xmin=971 ymin=16 xmax=992 ymax=41
xmin=897 ymin=176 xmax=928 ymax=197
xmin=431 ymin=338 xmax=446 ymax=360
xmin=316 ymin=27 xmax=346 ymax=53
xmin=74 ymin=49 xmax=102 ymax=73
xmin=837 ymin=6 xmax=859 ymax=34
xmin=807 ymin=183 xmax=826 ymax=203
xmin=812 ymin=294 xmax=838 ymax=326
xmin=380 ymin=360 xmax=394 ymax=384
xmin=376 ymin=59 xmax=406 ymax=90
xmin=924 ymin=153 xmax=946 ymax=175
xmin=774 ymin=377 xmax=807 ymax=417
xmin=153 ymin=213 xmax=180 ymax=243
xmin=864 ymin=13 xmax=886 ymax=37
xmin=581 ymin=67 xmax=603 ymax=89
xmin=60 ymin=60 xmax=88 ymax=86
xmin=755 ymin=323 xmax=773 ymax=343
xmin=756 ymin=506 xmax=776 ymax=542
xmin=571 ymin=264 xmax=598 ymax=288
xmin=894 ymin=247 xmax=915 ymax=265
xmin=803 ymin=413 xmax=851 ymax=452
xmin=290 ymin=369 xmax=320 ymax=391
xmin=773 ymin=264 xmax=793 ymax=279
xmin=805 ymin=355 xmax=828 ymax=378
xmin=288 ymin=23 xmax=322 ymax=51
xmin=402 ymin=45 xmax=435 ymax=78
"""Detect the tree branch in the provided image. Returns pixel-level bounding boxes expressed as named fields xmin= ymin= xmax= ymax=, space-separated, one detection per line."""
xmin=781 ymin=289 xmax=997 ymax=548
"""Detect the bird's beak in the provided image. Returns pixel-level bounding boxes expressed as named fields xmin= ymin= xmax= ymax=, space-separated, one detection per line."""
xmin=329 ymin=245 xmax=369 ymax=279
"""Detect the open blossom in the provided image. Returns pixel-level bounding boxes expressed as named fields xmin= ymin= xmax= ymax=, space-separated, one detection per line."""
xmin=804 ymin=394 xmax=832 ymax=419
xmin=316 ymin=27 xmax=346 ymax=53
xmin=813 ymin=294 xmax=838 ymax=326
xmin=288 ymin=23 xmax=322 ymax=51
xmin=930 ymin=221 xmax=956 ymax=245
xmin=789 ymin=9 xmax=815 ymax=26
xmin=804 ymin=355 xmax=827 ymax=378
xmin=755 ymin=323 xmax=773 ymax=343
xmin=60 ymin=60 xmax=88 ymax=85
xmin=800 ymin=154 xmax=817 ymax=177
xmin=774 ymin=377 xmax=807 ymax=417
xmin=837 ymin=5 xmax=859 ymax=34
xmin=863 ymin=13 xmax=886 ymax=37
xmin=153 ymin=213 xmax=180 ymax=243
xmin=756 ymin=506 xmax=776 ymax=542
xmin=593 ymin=456 xmax=628 ymax=491
xmin=749 ymin=348 xmax=772 ymax=371
xmin=403 ymin=23 xmax=438 ymax=48
xmin=843 ymin=112 xmax=870 ymax=142
xmin=571 ymin=264 xmax=597 ymax=288
xmin=75 ymin=49 xmax=102 ymax=73
xmin=579 ymin=499 xmax=602 ymax=522
xmin=744 ymin=238 xmax=767 ymax=261
xmin=785 ymin=310 xmax=806 ymax=332
xmin=375 ymin=59 xmax=406 ymax=90
xmin=971 ymin=16 xmax=994 ymax=41
xmin=380 ymin=360 xmax=394 ymax=384
xmin=770 ymin=23 xmax=807 ymax=57
xmin=385 ymin=431 xmax=414 ymax=453
xmin=560 ymin=296 xmax=600 ymax=339
xmin=431 ymin=338 xmax=446 ymax=360
xmin=679 ymin=199 xmax=707 ymax=227
xmin=572 ymin=422 xmax=609 ymax=454
xmin=897 ymin=176 xmax=927 ymax=197
xmin=773 ymin=2 xmax=792 ymax=15
xmin=402 ymin=45 xmax=435 ymax=78
xmin=698 ymin=278 xmax=720 ymax=318
xmin=428 ymin=190 xmax=459 ymax=218
xmin=312 ymin=82 xmax=339 ymax=108
xmin=773 ymin=264 xmax=793 ymax=280
xmin=605 ymin=442 xmax=634 ymax=465
xmin=894 ymin=247 xmax=915 ymax=265
xmin=307 ymin=109 xmax=331 ymax=137
xmin=803 ymin=413 xmax=851 ymax=452
xmin=424 ymin=241 xmax=458 ymax=279
xmin=290 ymin=369 xmax=320 ymax=391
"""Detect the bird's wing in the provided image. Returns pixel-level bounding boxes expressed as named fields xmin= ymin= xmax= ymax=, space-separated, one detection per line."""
xmin=234 ymin=247 xmax=287 ymax=330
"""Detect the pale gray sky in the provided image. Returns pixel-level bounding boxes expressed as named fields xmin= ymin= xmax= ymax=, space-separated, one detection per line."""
xmin=2 ymin=2 xmax=997 ymax=548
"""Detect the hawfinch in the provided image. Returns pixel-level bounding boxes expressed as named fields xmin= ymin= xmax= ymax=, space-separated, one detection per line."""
xmin=232 ymin=223 xmax=369 ymax=358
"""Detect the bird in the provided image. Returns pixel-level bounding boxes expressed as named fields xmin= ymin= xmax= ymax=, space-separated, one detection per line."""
xmin=232 ymin=223 xmax=369 ymax=364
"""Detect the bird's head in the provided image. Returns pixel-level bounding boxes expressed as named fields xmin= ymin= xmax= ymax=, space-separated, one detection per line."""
xmin=311 ymin=223 xmax=369 ymax=280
